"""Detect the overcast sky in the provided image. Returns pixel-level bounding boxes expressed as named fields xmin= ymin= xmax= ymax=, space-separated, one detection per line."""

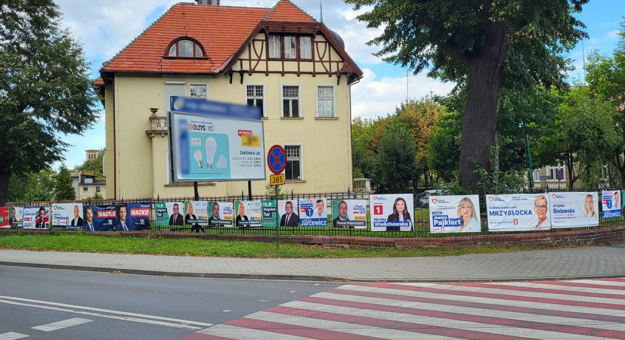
xmin=54 ymin=0 xmax=623 ymax=169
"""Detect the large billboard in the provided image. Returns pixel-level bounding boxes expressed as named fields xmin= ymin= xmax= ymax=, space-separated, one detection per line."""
xmin=23 ymin=206 xmax=50 ymax=229
xmin=235 ymin=201 xmax=262 ymax=227
xmin=168 ymin=96 xmax=265 ymax=183
xmin=299 ymin=198 xmax=328 ymax=227
xmin=331 ymin=200 xmax=367 ymax=229
xmin=486 ymin=194 xmax=551 ymax=231
xmin=370 ymin=194 xmax=414 ymax=232
xmin=52 ymin=203 xmax=84 ymax=229
xmin=429 ymin=195 xmax=481 ymax=233
xmin=550 ymin=192 xmax=599 ymax=228
xmin=602 ymin=190 xmax=621 ymax=219
xmin=155 ymin=202 xmax=185 ymax=226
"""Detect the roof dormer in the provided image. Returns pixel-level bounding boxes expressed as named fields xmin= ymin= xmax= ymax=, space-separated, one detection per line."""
xmin=165 ymin=37 xmax=205 ymax=58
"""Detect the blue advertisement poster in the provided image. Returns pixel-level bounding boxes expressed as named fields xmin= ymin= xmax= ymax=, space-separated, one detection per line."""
xmin=119 ymin=203 xmax=151 ymax=231
xmin=84 ymin=205 xmax=117 ymax=232
xmin=602 ymin=190 xmax=621 ymax=219
xmin=299 ymin=198 xmax=328 ymax=227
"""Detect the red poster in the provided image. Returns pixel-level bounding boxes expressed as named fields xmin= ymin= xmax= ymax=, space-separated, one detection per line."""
xmin=0 ymin=207 xmax=9 ymax=228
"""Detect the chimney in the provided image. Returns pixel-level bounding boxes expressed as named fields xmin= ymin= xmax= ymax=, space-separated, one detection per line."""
xmin=196 ymin=0 xmax=220 ymax=5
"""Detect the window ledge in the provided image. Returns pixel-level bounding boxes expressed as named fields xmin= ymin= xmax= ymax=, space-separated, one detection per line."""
xmin=165 ymin=182 xmax=216 ymax=187
xmin=285 ymin=179 xmax=306 ymax=183
xmin=315 ymin=117 xmax=338 ymax=120
xmin=280 ymin=117 xmax=304 ymax=120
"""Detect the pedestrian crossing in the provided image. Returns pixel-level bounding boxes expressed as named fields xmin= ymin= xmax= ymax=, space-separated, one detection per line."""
xmin=0 ymin=318 xmax=93 ymax=339
xmin=187 ymin=278 xmax=625 ymax=339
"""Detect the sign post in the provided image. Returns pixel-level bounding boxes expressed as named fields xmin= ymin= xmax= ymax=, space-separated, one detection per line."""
xmin=267 ymin=145 xmax=287 ymax=250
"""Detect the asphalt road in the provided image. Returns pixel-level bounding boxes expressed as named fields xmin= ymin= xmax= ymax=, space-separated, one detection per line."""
xmin=0 ymin=265 xmax=341 ymax=339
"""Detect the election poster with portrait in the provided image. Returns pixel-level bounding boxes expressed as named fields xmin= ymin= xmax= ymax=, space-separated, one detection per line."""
xmin=52 ymin=203 xmax=84 ymax=229
xmin=155 ymin=202 xmax=185 ymax=226
xmin=185 ymin=201 xmax=208 ymax=225
xmin=22 ymin=206 xmax=50 ymax=229
xmin=549 ymin=192 xmax=599 ymax=228
xmin=602 ymin=190 xmax=621 ymax=219
xmin=261 ymin=201 xmax=277 ymax=227
xmin=9 ymin=207 xmax=23 ymax=226
xmin=299 ymin=198 xmax=328 ymax=227
xmin=331 ymin=200 xmax=367 ymax=229
xmin=235 ymin=201 xmax=262 ymax=227
xmin=486 ymin=194 xmax=551 ymax=232
xmin=83 ymin=205 xmax=117 ymax=232
xmin=0 ymin=207 xmax=8 ymax=228
xmin=370 ymin=194 xmax=414 ymax=232
xmin=208 ymin=202 xmax=233 ymax=227
xmin=278 ymin=200 xmax=299 ymax=227
xmin=125 ymin=203 xmax=152 ymax=231
xmin=429 ymin=195 xmax=481 ymax=233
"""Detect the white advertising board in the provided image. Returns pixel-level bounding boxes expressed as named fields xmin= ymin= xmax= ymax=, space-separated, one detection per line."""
xmin=602 ymin=190 xmax=621 ymax=219
xmin=549 ymin=192 xmax=599 ymax=228
xmin=278 ymin=200 xmax=299 ymax=227
xmin=429 ymin=195 xmax=481 ymax=233
xmin=299 ymin=198 xmax=328 ymax=227
xmin=370 ymin=194 xmax=414 ymax=232
xmin=22 ymin=206 xmax=50 ymax=229
xmin=486 ymin=194 xmax=551 ymax=232
xmin=185 ymin=201 xmax=208 ymax=225
xmin=52 ymin=203 xmax=84 ymax=229
xmin=235 ymin=201 xmax=262 ymax=227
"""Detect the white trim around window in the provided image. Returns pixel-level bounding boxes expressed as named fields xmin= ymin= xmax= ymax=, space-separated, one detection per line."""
xmin=315 ymin=84 xmax=336 ymax=118
xmin=189 ymin=82 xmax=209 ymax=99
xmin=245 ymin=83 xmax=266 ymax=117
xmin=281 ymin=84 xmax=302 ymax=118
xmin=282 ymin=143 xmax=304 ymax=181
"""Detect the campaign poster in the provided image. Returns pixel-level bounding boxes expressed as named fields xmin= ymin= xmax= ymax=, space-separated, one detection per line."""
xmin=429 ymin=195 xmax=481 ymax=233
xmin=602 ymin=190 xmax=621 ymax=219
xmin=52 ymin=203 xmax=84 ymax=229
xmin=549 ymin=192 xmax=599 ymax=228
xmin=208 ymin=201 xmax=233 ymax=226
xmin=370 ymin=194 xmax=414 ymax=232
xmin=331 ymin=200 xmax=367 ymax=229
xmin=261 ymin=201 xmax=277 ymax=227
xmin=23 ymin=206 xmax=50 ymax=229
xmin=83 ymin=205 xmax=117 ymax=232
xmin=9 ymin=207 xmax=23 ymax=226
xmin=0 ymin=207 xmax=9 ymax=228
xmin=184 ymin=201 xmax=208 ymax=225
xmin=486 ymin=194 xmax=551 ymax=232
xmin=123 ymin=203 xmax=152 ymax=231
xmin=278 ymin=200 xmax=299 ymax=227
xmin=299 ymin=198 xmax=328 ymax=227
xmin=155 ymin=202 xmax=185 ymax=226
xmin=235 ymin=201 xmax=262 ymax=227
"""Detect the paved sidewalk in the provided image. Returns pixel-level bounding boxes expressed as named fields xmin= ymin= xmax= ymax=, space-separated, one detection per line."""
xmin=1 ymin=242 xmax=624 ymax=282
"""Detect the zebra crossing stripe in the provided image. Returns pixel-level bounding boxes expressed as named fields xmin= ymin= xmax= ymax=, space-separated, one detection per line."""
xmin=31 ymin=318 xmax=93 ymax=332
xmin=0 ymin=333 xmax=28 ymax=340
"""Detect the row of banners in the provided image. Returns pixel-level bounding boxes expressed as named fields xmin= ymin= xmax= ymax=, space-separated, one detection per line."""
xmin=0 ymin=191 xmax=619 ymax=232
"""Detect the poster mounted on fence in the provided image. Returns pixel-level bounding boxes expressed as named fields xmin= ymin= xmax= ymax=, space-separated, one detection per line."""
xmin=370 ymin=194 xmax=414 ymax=232
xmin=331 ymin=200 xmax=367 ymax=229
xmin=22 ymin=206 xmax=50 ymax=229
xmin=0 ymin=207 xmax=8 ymax=228
xmin=124 ymin=203 xmax=152 ymax=231
xmin=298 ymin=198 xmax=328 ymax=227
xmin=155 ymin=202 xmax=185 ymax=226
xmin=185 ymin=201 xmax=208 ymax=226
xmin=602 ymin=190 xmax=621 ymax=219
xmin=9 ymin=207 xmax=22 ymax=226
xmin=549 ymin=192 xmax=599 ymax=228
xmin=486 ymin=194 xmax=551 ymax=232
xmin=429 ymin=195 xmax=481 ymax=233
xmin=208 ymin=202 xmax=233 ymax=226
xmin=278 ymin=200 xmax=299 ymax=227
xmin=83 ymin=205 xmax=117 ymax=232
xmin=52 ymin=203 xmax=84 ymax=229
xmin=261 ymin=201 xmax=277 ymax=227
xmin=235 ymin=201 xmax=262 ymax=227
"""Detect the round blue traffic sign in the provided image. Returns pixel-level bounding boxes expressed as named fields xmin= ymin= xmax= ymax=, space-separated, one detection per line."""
xmin=267 ymin=145 xmax=286 ymax=174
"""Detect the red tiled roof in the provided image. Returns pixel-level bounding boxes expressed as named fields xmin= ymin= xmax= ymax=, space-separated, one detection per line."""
xmin=264 ymin=0 xmax=316 ymax=22
xmin=95 ymin=77 xmax=104 ymax=86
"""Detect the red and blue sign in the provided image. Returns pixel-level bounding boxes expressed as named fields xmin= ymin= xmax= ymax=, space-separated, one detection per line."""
xmin=267 ymin=145 xmax=286 ymax=175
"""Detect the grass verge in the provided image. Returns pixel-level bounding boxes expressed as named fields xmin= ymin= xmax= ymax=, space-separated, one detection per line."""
xmin=0 ymin=232 xmax=584 ymax=258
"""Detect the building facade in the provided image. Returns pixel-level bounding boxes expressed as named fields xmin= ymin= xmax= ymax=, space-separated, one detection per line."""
xmin=96 ymin=0 xmax=362 ymax=199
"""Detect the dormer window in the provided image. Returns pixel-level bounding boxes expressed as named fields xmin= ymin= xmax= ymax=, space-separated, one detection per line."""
xmin=166 ymin=38 xmax=204 ymax=58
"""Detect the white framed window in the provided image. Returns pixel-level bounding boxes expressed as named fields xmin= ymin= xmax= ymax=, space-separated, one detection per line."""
xmin=533 ymin=169 xmax=540 ymax=182
xmin=300 ymin=36 xmax=312 ymax=59
xmin=245 ymin=84 xmax=265 ymax=117
xmin=284 ymin=36 xmax=297 ymax=59
xmin=168 ymin=39 xmax=204 ymax=58
xmin=165 ymin=82 xmax=185 ymax=112
xmin=281 ymin=85 xmax=301 ymax=118
xmin=189 ymin=83 xmax=208 ymax=99
xmin=268 ymin=35 xmax=281 ymax=58
xmin=284 ymin=144 xmax=303 ymax=180
xmin=316 ymin=85 xmax=335 ymax=117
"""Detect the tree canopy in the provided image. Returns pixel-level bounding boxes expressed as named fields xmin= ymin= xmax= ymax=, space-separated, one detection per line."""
xmin=54 ymin=165 xmax=76 ymax=201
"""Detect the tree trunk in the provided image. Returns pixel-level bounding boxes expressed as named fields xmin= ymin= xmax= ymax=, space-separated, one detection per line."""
xmin=0 ymin=168 xmax=11 ymax=206
xmin=458 ymin=22 xmax=510 ymax=192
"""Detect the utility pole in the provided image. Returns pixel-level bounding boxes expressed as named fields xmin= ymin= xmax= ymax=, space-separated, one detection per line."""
xmin=402 ymin=71 xmax=411 ymax=101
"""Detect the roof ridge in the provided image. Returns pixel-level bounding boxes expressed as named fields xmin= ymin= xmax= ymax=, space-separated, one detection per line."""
xmin=263 ymin=0 xmax=317 ymax=22
xmin=101 ymin=3 xmax=179 ymax=69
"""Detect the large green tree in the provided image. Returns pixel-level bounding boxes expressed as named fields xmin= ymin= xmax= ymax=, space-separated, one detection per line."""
xmin=0 ymin=0 xmax=99 ymax=205
xmin=344 ymin=0 xmax=588 ymax=191
xmin=74 ymin=149 xmax=106 ymax=177
xmin=53 ymin=165 xmax=76 ymax=200
xmin=373 ymin=123 xmax=417 ymax=193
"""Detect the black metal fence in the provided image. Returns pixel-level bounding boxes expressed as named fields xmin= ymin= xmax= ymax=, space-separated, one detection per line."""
xmin=6 ymin=188 xmax=625 ymax=238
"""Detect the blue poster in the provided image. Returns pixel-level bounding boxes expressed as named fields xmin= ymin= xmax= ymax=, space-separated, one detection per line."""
xmin=84 ymin=205 xmax=117 ymax=232
xmin=124 ymin=203 xmax=152 ymax=231
xmin=602 ymin=190 xmax=621 ymax=219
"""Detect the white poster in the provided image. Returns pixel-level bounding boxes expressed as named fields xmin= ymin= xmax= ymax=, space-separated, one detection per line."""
xmin=549 ymin=192 xmax=599 ymax=228
xmin=429 ymin=195 xmax=481 ymax=233
xmin=278 ymin=200 xmax=299 ymax=227
xmin=486 ymin=194 xmax=551 ymax=231
xmin=22 ymin=206 xmax=50 ymax=229
xmin=235 ymin=201 xmax=262 ymax=227
xmin=332 ymin=200 xmax=367 ymax=229
xmin=370 ymin=194 xmax=414 ymax=232
xmin=602 ymin=190 xmax=621 ymax=219
xmin=52 ymin=203 xmax=84 ymax=229
xmin=185 ymin=201 xmax=208 ymax=225
xmin=208 ymin=201 xmax=234 ymax=226
xmin=299 ymin=198 xmax=328 ymax=227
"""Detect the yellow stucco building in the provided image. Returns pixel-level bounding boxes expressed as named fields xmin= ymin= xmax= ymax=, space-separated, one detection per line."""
xmin=96 ymin=0 xmax=363 ymax=199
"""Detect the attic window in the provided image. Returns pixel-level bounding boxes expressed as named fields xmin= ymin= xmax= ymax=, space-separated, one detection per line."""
xmin=167 ymin=39 xmax=204 ymax=58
